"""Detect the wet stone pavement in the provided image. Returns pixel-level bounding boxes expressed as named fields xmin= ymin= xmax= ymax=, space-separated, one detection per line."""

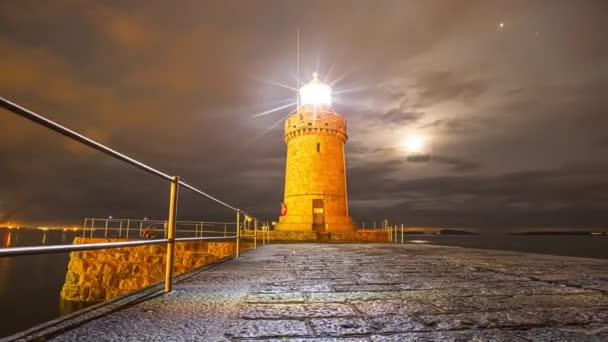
xmin=51 ymin=243 xmax=608 ymax=341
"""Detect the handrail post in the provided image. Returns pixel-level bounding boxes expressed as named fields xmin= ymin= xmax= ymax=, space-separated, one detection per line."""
xmin=165 ymin=176 xmax=179 ymax=293
xmin=236 ymin=209 xmax=241 ymax=258
xmin=394 ymin=225 xmax=397 ymax=243
xmin=82 ymin=218 xmax=87 ymax=238
xmin=200 ymin=222 xmax=204 ymax=238
xmin=224 ymin=224 xmax=227 ymax=237
xmin=119 ymin=220 xmax=123 ymax=238
xmin=254 ymin=219 xmax=257 ymax=249
xmin=401 ymin=224 xmax=404 ymax=244
xmin=126 ymin=219 xmax=130 ymax=240
xmin=104 ymin=219 xmax=109 ymax=238
xmin=90 ymin=219 xmax=95 ymax=238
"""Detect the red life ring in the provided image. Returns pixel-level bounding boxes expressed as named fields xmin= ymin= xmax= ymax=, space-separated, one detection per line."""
xmin=280 ymin=203 xmax=287 ymax=216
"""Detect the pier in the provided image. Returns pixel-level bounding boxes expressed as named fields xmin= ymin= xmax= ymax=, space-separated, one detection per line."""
xmin=9 ymin=243 xmax=608 ymax=341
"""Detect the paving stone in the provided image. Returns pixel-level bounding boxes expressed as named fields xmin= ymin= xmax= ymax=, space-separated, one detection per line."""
xmin=310 ymin=316 xmax=429 ymax=337
xmin=512 ymin=324 xmax=608 ymax=342
xmin=224 ymin=319 xmax=308 ymax=338
xmin=245 ymin=292 xmax=306 ymax=303
xmin=471 ymin=284 xmax=593 ymax=296
xmin=365 ymin=315 xmax=430 ymax=333
xmin=309 ymin=318 xmax=371 ymax=336
xmin=454 ymin=272 xmax=532 ymax=282
xmin=423 ymin=295 xmax=520 ymax=312
xmin=14 ymin=243 xmax=608 ymax=342
xmin=353 ymin=299 xmax=439 ymax=316
xmin=307 ymin=291 xmax=399 ymax=303
xmin=241 ymin=339 xmax=368 ymax=342
xmin=240 ymin=303 xmax=357 ymax=319
xmin=419 ymin=310 xmax=545 ymax=330
xmin=251 ymin=284 xmax=334 ymax=293
xmin=522 ymin=307 xmax=608 ymax=325
xmin=505 ymin=293 xmax=608 ymax=308
xmin=333 ymin=284 xmax=408 ymax=292
xmin=370 ymin=330 xmax=527 ymax=341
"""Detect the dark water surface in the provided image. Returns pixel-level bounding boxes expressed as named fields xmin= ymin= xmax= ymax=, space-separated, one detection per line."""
xmin=0 ymin=228 xmax=83 ymax=338
xmin=0 ymin=228 xmax=607 ymax=338
xmin=405 ymin=234 xmax=608 ymax=260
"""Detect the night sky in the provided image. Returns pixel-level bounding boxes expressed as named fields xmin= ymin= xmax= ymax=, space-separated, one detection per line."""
xmin=1 ymin=1 xmax=607 ymax=231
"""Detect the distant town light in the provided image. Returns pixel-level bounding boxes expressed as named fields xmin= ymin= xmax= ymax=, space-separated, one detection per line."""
xmin=108 ymin=216 xmax=113 ymax=219
xmin=299 ymin=72 xmax=332 ymax=106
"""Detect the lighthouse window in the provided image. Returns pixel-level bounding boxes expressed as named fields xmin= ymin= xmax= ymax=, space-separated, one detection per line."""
xmin=317 ymin=143 xmax=320 ymax=152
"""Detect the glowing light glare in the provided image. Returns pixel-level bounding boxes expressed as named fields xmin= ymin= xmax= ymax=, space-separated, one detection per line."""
xmin=402 ymin=135 xmax=427 ymax=154
xmin=299 ymin=72 xmax=332 ymax=106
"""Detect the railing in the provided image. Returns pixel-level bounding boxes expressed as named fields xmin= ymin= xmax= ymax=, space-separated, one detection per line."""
xmin=355 ymin=219 xmax=409 ymax=244
xmin=81 ymin=218 xmax=239 ymax=239
xmin=0 ymin=96 xmax=265 ymax=293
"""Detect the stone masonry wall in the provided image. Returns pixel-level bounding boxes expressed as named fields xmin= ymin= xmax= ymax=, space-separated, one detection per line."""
xmin=329 ymin=230 xmax=389 ymax=241
xmin=61 ymin=237 xmax=235 ymax=302
xmin=260 ymin=230 xmax=318 ymax=241
xmin=249 ymin=230 xmax=389 ymax=242
xmin=276 ymin=108 xmax=354 ymax=232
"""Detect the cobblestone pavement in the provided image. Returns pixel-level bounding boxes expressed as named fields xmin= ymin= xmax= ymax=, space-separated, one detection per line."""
xmin=51 ymin=243 xmax=608 ymax=341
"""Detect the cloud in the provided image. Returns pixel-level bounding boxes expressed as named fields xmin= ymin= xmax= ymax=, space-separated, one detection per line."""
xmin=1 ymin=1 xmax=608 ymax=230
xmin=403 ymin=154 xmax=480 ymax=173
xmin=380 ymin=109 xmax=424 ymax=125
xmin=348 ymin=162 xmax=608 ymax=228
xmin=414 ymin=71 xmax=489 ymax=106
xmin=432 ymin=156 xmax=480 ymax=173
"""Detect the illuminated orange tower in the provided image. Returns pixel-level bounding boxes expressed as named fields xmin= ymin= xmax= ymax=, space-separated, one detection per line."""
xmin=275 ymin=73 xmax=355 ymax=232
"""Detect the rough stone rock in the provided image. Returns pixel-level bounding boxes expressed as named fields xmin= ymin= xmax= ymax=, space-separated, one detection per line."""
xmin=59 ymin=238 xmax=236 ymax=302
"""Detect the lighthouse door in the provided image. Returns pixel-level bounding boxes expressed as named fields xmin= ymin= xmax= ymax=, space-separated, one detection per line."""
xmin=312 ymin=199 xmax=325 ymax=231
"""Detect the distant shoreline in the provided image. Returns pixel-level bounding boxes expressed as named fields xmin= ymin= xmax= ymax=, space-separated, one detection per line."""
xmin=512 ymin=231 xmax=607 ymax=236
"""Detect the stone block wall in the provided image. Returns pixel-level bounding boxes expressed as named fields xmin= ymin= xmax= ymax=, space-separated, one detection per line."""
xmin=329 ymin=230 xmax=390 ymax=241
xmin=276 ymin=108 xmax=354 ymax=232
xmin=247 ymin=229 xmax=389 ymax=242
xmin=61 ymin=237 xmax=235 ymax=302
xmin=256 ymin=230 xmax=318 ymax=241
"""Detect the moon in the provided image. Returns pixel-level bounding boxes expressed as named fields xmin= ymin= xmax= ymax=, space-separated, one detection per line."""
xmin=402 ymin=135 xmax=427 ymax=154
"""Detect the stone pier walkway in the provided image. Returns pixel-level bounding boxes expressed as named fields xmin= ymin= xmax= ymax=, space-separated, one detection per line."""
xmin=40 ymin=244 xmax=608 ymax=341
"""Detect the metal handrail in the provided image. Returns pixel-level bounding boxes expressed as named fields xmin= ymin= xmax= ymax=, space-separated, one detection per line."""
xmin=174 ymin=236 xmax=237 ymax=243
xmin=0 ymin=96 xmax=260 ymax=221
xmin=81 ymin=217 xmax=240 ymax=240
xmin=0 ymin=239 xmax=169 ymax=257
xmin=0 ymin=95 xmax=264 ymax=295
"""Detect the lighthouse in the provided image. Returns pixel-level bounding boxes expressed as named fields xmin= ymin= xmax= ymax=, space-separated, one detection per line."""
xmin=275 ymin=73 xmax=355 ymax=233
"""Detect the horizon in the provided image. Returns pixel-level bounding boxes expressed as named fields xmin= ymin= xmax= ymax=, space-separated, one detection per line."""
xmin=2 ymin=222 xmax=608 ymax=234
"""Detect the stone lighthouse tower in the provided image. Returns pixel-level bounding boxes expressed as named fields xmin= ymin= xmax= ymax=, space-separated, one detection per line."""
xmin=275 ymin=73 xmax=354 ymax=233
